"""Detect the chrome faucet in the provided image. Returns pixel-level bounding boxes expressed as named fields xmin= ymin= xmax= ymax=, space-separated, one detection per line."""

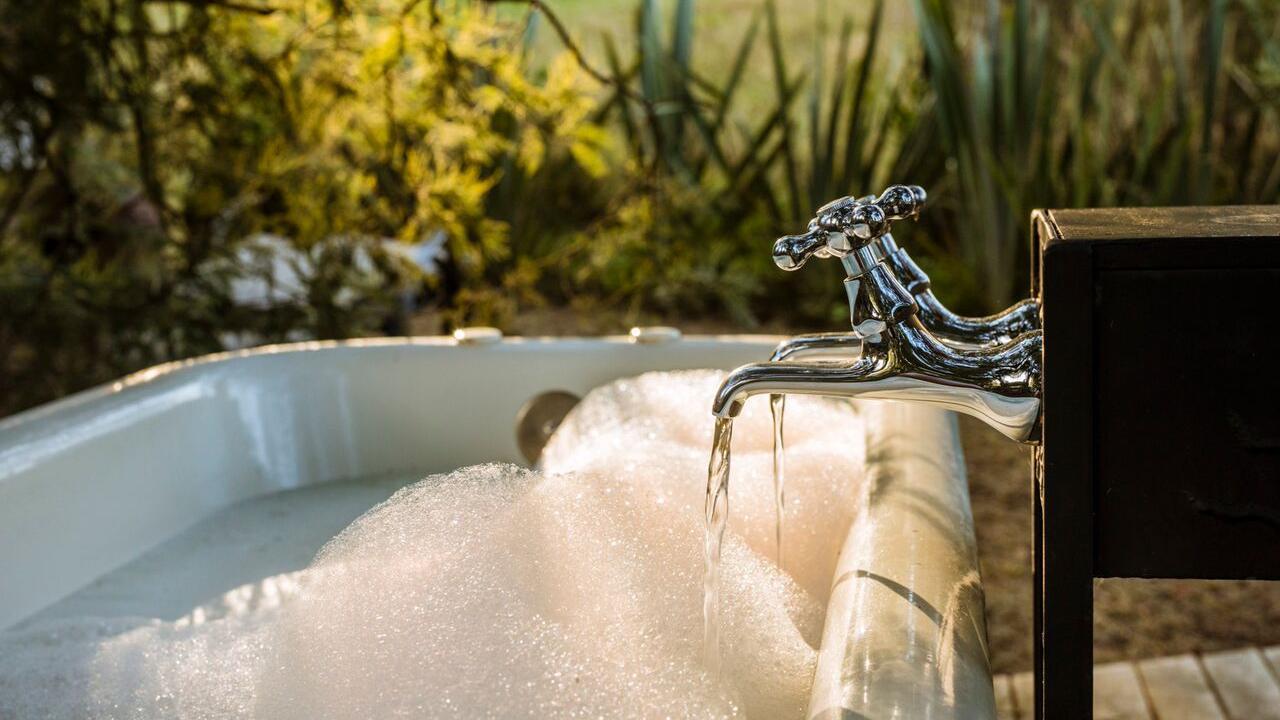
xmin=712 ymin=187 xmax=1043 ymax=443
xmin=881 ymin=231 xmax=1039 ymax=347
xmin=771 ymin=186 xmax=1039 ymax=363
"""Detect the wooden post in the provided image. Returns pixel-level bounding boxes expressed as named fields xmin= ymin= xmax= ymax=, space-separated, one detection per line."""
xmin=1033 ymin=206 xmax=1280 ymax=719
xmin=1036 ymin=213 xmax=1095 ymax=719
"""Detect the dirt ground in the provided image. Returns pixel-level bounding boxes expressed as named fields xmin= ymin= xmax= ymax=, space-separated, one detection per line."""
xmin=960 ymin=416 xmax=1280 ymax=673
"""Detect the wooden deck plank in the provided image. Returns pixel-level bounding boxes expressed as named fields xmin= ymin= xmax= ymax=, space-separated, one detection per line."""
xmin=1263 ymin=645 xmax=1280 ymax=680
xmin=1093 ymin=661 xmax=1152 ymax=719
xmin=994 ymin=673 xmax=1018 ymax=720
xmin=1201 ymin=648 xmax=1280 ymax=720
xmin=1010 ymin=671 xmax=1035 ymax=720
xmin=996 ymin=646 xmax=1280 ymax=720
xmin=1137 ymin=654 xmax=1227 ymax=720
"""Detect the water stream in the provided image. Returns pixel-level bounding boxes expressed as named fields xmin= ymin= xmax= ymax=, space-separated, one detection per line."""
xmin=770 ymin=393 xmax=786 ymax=569
xmin=702 ymin=416 xmax=734 ymax=679
xmin=703 ymin=394 xmax=786 ymax=678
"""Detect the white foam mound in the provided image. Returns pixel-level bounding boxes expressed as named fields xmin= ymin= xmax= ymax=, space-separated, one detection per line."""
xmin=0 ymin=371 xmax=867 ymax=719
xmin=542 ymin=370 xmax=867 ymax=602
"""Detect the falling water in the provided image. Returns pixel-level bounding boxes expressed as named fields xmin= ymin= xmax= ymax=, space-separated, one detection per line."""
xmin=769 ymin=393 xmax=786 ymax=569
xmin=703 ymin=416 xmax=734 ymax=678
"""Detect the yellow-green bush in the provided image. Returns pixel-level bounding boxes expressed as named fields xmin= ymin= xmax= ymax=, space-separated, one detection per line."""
xmin=0 ymin=0 xmax=609 ymax=414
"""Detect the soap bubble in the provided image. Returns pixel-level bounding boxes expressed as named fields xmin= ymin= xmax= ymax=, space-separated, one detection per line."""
xmin=543 ymin=370 xmax=867 ymax=602
xmin=0 ymin=371 xmax=867 ymax=719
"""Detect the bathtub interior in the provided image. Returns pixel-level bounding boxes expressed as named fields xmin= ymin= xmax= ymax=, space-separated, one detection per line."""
xmin=0 ymin=336 xmax=785 ymax=631
xmin=21 ymin=471 xmax=422 ymax=626
xmin=0 ymin=335 xmax=994 ymax=719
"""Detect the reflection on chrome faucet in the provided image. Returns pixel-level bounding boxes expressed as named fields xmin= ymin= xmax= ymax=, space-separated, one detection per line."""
xmin=712 ymin=185 xmax=1043 ymax=444
xmin=771 ymin=187 xmax=1040 ymax=365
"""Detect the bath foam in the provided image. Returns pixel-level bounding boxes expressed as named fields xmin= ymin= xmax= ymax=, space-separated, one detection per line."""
xmin=257 ymin=464 xmax=811 ymax=718
xmin=542 ymin=370 xmax=867 ymax=603
xmin=0 ymin=593 xmax=277 ymax=717
xmin=0 ymin=371 xmax=868 ymax=719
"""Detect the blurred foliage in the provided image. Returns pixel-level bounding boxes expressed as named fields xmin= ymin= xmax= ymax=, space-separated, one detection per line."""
xmin=567 ymin=0 xmax=1280 ymax=318
xmin=910 ymin=0 xmax=1280 ymax=308
xmin=517 ymin=0 xmax=938 ymax=329
xmin=3 ymin=0 xmax=1280 ymax=415
xmin=0 ymin=0 xmax=607 ymax=413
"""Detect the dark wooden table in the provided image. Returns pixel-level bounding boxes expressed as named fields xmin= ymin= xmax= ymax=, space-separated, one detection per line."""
xmin=1033 ymin=206 xmax=1280 ymax=719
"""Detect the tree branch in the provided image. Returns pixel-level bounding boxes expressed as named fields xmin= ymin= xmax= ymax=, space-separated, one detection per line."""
xmin=483 ymin=0 xmax=649 ymax=107
xmin=145 ymin=0 xmax=277 ymax=16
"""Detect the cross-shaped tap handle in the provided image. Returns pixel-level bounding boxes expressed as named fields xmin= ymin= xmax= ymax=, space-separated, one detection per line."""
xmin=771 ymin=185 xmax=927 ymax=271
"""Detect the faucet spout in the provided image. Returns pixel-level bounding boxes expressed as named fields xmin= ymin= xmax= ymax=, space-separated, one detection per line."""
xmin=715 ymin=328 xmax=1043 ymax=443
xmin=713 ymin=353 xmax=889 ymax=419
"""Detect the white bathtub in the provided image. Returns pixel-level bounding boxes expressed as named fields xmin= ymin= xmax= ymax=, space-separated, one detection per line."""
xmin=0 ymin=335 xmax=994 ymax=718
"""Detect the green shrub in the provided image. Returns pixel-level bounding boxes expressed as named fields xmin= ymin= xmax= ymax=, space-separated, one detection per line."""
xmin=510 ymin=0 xmax=929 ymax=329
xmin=0 ymin=0 xmax=608 ymax=414
xmin=908 ymin=0 xmax=1280 ymax=310
xmin=544 ymin=0 xmax=1280 ymax=317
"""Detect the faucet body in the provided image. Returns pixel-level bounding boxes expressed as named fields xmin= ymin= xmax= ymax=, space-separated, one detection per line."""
xmin=718 ymin=186 xmax=1043 ymax=444
xmin=881 ymin=235 xmax=1040 ymax=347
xmin=774 ymin=234 xmax=1040 ymax=364
xmin=717 ymin=252 xmax=1041 ymax=441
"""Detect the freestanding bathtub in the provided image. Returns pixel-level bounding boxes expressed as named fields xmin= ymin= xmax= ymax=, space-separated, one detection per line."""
xmin=0 ymin=334 xmax=994 ymax=718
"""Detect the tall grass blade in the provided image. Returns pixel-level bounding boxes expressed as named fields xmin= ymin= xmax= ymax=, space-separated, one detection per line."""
xmin=520 ymin=7 xmax=541 ymax=59
xmin=1167 ymin=0 xmax=1189 ymax=119
xmin=820 ymin=16 xmax=854 ymax=197
xmin=1198 ymin=0 xmax=1227 ymax=202
xmin=638 ymin=0 xmax=675 ymax=165
xmin=687 ymin=99 xmax=732 ymax=177
xmin=808 ymin=0 xmax=828 ymax=206
xmin=602 ymin=34 xmax=640 ymax=156
xmin=716 ymin=74 xmax=806 ymax=209
xmin=673 ymin=0 xmax=695 ymax=70
xmin=765 ymin=0 xmax=803 ymax=220
xmin=669 ymin=0 xmax=696 ymax=153
xmin=837 ymin=0 xmax=885 ymax=191
xmin=712 ymin=12 xmax=760 ymax=134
